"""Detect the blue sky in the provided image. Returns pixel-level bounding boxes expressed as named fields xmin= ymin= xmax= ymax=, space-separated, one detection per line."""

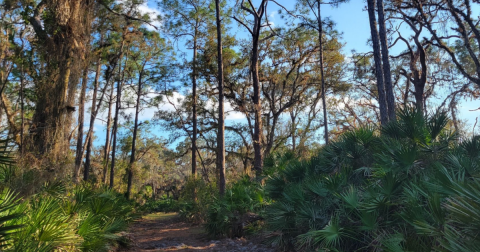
xmin=88 ymin=0 xmax=480 ymax=147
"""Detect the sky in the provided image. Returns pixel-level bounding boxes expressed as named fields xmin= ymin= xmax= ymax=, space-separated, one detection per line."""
xmin=86 ymin=0 xmax=480 ymax=148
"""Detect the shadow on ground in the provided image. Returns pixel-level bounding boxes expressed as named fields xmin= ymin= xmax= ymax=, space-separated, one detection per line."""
xmin=117 ymin=212 xmax=275 ymax=252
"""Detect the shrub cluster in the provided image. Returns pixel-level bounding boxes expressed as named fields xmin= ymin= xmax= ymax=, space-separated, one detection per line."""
xmin=174 ymin=176 xmax=266 ymax=238
xmin=205 ymin=177 xmax=266 ymax=238
xmin=0 ymin=182 xmax=138 ymax=251
xmin=262 ymin=108 xmax=480 ymax=251
xmin=143 ymin=195 xmax=179 ymax=213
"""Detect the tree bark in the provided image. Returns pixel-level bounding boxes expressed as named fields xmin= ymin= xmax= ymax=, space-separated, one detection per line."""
xmin=126 ymin=65 xmax=143 ymax=200
xmin=84 ymin=58 xmax=101 ymax=181
xmin=290 ymin=110 xmax=296 ymax=152
xmin=252 ymin=1 xmax=267 ymax=177
xmin=103 ymin=79 xmax=114 ymax=184
xmin=215 ymin=0 xmax=226 ymax=196
xmin=192 ymin=26 xmax=198 ymax=179
xmin=65 ymin=60 xmax=81 ymax=144
xmin=74 ymin=66 xmax=88 ymax=182
xmin=367 ymin=0 xmax=389 ymax=125
xmin=376 ymin=0 xmax=395 ymax=121
xmin=414 ymin=87 xmax=425 ymax=113
xmin=110 ymin=51 xmax=125 ymax=189
xmin=28 ymin=0 xmax=89 ymax=158
xmin=20 ymin=64 xmax=25 ymax=155
xmin=317 ymin=1 xmax=329 ymax=144
xmin=31 ymin=55 xmax=72 ymax=157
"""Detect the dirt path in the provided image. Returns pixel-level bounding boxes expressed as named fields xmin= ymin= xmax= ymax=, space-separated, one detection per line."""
xmin=118 ymin=212 xmax=275 ymax=252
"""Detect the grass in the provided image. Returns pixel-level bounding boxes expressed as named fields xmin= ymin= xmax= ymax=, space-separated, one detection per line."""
xmin=143 ymin=212 xmax=178 ymax=221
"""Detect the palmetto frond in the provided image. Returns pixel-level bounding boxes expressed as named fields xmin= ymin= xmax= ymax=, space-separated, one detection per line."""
xmin=0 ymin=189 xmax=22 ymax=249
xmin=263 ymin=107 xmax=480 ymax=251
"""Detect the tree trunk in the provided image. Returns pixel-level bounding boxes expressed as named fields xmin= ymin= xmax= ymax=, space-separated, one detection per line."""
xmin=317 ymin=1 xmax=329 ymax=144
xmin=233 ymin=0 xmax=267 ymax=177
xmin=290 ymin=110 xmax=296 ymax=152
xmin=27 ymin=0 xmax=92 ymax=158
xmin=192 ymin=27 xmax=198 ymax=179
xmin=265 ymin=115 xmax=278 ymax=157
xmin=367 ymin=0 xmax=389 ymax=125
xmin=126 ymin=68 xmax=143 ymax=200
xmin=84 ymin=59 xmax=101 ymax=181
xmin=252 ymin=11 xmax=265 ymax=178
xmin=103 ymin=80 xmax=114 ymax=184
xmin=403 ymin=75 xmax=410 ymax=107
xmin=215 ymin=0 xmax=226 ymax=196
xmin=74 ymin=66 xmax=88 ymax=182
xmin=31 ymin=54 xmax=73 ymax=157
xmin=65 ymin=60 xmax=81 ymax=144
xmin=110 ymin=54 xmax=125 ymax=189
xmin=376 ymin=0 xmax=395 ymax=121
xmin=414 ymin=84 xmax=425 ymax=114
xmin=450 ymin=99 xmax=459 ymax=132
xmin=20 ymin=65 xmax=25 ymax=155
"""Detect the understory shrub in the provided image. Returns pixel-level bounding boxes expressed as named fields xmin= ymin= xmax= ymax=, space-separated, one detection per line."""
xmin=0 ymin=182 xmax=138 ymax=251
xmin=177 ymin=177 xmax=217 ymax=223
xmin=263 ymin=107 xmax=480 ymax=252
xmin=205 ymin=176 xmax=266 ymax=238
xmin=143 ymin=195 xmax=179 ymax=213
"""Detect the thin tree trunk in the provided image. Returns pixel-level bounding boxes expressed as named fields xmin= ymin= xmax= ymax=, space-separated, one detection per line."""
xmin=20 ymin=65 xmax=25 ymax=155
xmin=403 ymin=73 xmax=410 ymax=107
xmin=450 ymin=99 xmax=459 ymax=132
xmin=252 ymin=11 xmax=265 ymax=178
xmin=192 ymin=27 xmax=198 ymax=179
xmin=215 ymin=0 xmax=226 ymax=196
xmin=126 ymin=64 xmax=143 ymax=200
xmin=317 ymin=1 xmax=329 ymax=144
xmin=84 ymin=58 xmax=102 ymax=181
xmin=73 ymin=64 xmax=113 ymax=182
xmin=233 ymin=0 xmax=267 ymax=177
xmin=110 ymin=53 xmax=125 ymax=189
xmin=376 ymin=0 xmax=395 ymax=120
xmin=103 ymin=80 xmax=114 ymax=184
xmin=367 ymin=0 xmax=389 ymax=125
xmin=265 ymin=115 xmax=279 ymax=156
xmin=74 ymin=66 xmax=88 ymax=182
xmin=290 ymin=110 xmax=296 ymax=152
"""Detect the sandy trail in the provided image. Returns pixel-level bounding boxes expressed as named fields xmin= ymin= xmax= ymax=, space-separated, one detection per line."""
xmin=119 ymin=212 xmax=275 ymax=252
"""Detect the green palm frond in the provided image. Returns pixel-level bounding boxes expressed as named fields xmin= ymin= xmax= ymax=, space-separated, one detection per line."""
xmin=298 ymin=215 xmax=350 ymax=249
xmin=383 ymin=107 xmax=426 ymax=142
xmin=380 ymin=233 xmax=405 ymax=252
xmin=460 ymin=136 xmax=480 ymax=159
xmin=358 ymin=210 xmax=378 ymax=232
xmin=41 ymin=181 xmax=67 ymax=197
xmin=441 ymin=224 xmax=480 ymax=252
xmin=427 ymin=110 xmax=449 ymax=140
xmin=304 ymin=178 xmax=329 ymax=198
xmin=339 ymin=186 xmax=359 ymax=210
xmin=295 ymin=202 xmax=328 ymax=230
xmin=0 ymin=189 xmax=22 ymax=248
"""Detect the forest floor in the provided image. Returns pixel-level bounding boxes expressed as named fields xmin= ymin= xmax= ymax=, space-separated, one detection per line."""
xmin=117 ymin=212 xmax=276 ymax=252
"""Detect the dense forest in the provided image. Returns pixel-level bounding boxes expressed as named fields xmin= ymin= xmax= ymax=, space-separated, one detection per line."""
xmin=1 ymin=0 xmax=480 ymax=251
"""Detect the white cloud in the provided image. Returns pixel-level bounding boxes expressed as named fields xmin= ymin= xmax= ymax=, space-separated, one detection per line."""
xmin=205 ymin=97 xmax=247 ymax=121
xmin=115 ymin=0 xmax=161 ymax=31
xmin=137 ymin=2 xmax=162 ymax=30
xmin=224 ymin=102 xmax=246 ymax=120
xmin=158 ymin=92 xmax=185 ymax=112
